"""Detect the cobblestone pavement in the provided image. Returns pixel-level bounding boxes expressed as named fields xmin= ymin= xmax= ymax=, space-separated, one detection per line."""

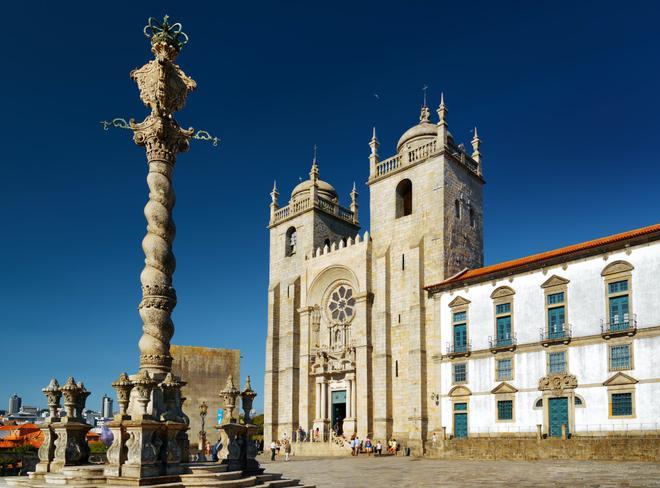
xmin=259 ymin=455 xmax=660 ymax=487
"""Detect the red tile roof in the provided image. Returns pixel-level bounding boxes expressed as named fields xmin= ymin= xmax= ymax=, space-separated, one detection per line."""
xmin=426 ymin=223 xmax=660 ymax=293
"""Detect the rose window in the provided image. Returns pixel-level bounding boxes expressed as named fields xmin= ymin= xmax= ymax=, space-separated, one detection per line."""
xmin=328 ymin=285 xmax=355 ymax=323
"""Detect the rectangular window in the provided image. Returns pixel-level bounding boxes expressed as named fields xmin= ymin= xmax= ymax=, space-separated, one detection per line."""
xmin=497 ymin=400 xmax=513 ymax=421
xmin=497 ymin=358 xmax=513 ymax=381
xmin=548 ymin=351 xmax=566 ymax=374
xmin=454 ymin=402 xmax=467 ymax=411
xmin=453 ymin=311 xmax=467 ymax=322
xmin=453 ymin=363 xmax=467 ymax=383
xmin=608 ymin=280 xmax=629 ymax=294
xmin=610 ymin=345 xmax=631 ymax=370
xmin=611 ymin=392 xmax=633 ymax=416
xmin=496 ymin=316 xmax=512 ymax=344
xmin=495 ymin=303 xmax=511 ymax=314
xmin=547 ymin=292 xmax=565 ymax=305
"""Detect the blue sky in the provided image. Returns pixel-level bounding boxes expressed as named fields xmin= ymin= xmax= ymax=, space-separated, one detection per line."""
xmin=1 ymin=1 xmax=659 ymax=413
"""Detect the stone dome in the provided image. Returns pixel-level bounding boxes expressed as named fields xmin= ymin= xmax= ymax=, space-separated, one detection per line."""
xmin=396 ymin=121 xmax=438 ymax=152
xmin=396 ymin=105 xmax=438 ymax=152
xmin=291 ymin=178 xmax=338 ymax=202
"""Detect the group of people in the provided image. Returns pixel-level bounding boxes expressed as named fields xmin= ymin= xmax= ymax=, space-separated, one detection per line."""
xmin=269 ymin=438 xmax=292 ymax=461
xmin=348 ymin=435 xmax=401 ymax=456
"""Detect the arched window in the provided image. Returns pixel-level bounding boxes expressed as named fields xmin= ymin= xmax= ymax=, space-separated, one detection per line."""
xmin=285 ymin=227 xmax=297 ymax=256
xmin=455 ymin=199 xmax=461 ymax=219
xmin=395 ymin=179 xmax=413 ymax=218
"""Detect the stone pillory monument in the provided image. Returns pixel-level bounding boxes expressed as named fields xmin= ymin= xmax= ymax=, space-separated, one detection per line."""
xmin=8 ymin=16 xmax=312 ymax=488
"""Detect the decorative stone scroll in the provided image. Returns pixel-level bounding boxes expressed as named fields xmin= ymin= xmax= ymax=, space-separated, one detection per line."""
xmin=538 ymin=373 xmax=578 ymax=396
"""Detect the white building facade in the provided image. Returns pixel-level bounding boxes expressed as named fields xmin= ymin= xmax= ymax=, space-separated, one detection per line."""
xmin=427 ymin=227 xmax=660 ymax=438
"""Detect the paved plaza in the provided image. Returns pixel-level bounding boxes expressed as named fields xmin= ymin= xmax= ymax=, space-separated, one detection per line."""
xmin=259 ymin=455 xmax=660 ymax=487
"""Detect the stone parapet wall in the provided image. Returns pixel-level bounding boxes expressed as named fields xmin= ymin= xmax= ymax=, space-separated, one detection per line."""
xmin=290 ymin=442 xmax=351 ymax=457
xmin=426 ymin=437 xmax=660 ymax=462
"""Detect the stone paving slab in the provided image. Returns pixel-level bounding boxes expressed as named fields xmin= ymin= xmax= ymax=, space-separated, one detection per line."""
xmin=259 ymin=455 xmax=660 ymax=487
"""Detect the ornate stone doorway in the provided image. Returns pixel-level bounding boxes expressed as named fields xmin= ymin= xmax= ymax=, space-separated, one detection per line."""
xmin=331 ymin=390 xmax=347 ymax=435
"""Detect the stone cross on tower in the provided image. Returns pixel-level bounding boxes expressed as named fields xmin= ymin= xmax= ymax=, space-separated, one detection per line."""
xmin=130 ymin=15 xmax=197 ymax=374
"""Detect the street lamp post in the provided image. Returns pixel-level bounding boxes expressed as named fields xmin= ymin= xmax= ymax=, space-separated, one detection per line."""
xmin=199 ymin=401 xmax=208 ymax=453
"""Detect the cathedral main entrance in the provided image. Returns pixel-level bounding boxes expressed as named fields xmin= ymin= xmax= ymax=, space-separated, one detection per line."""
xmin=331 ymin=390 xmax=347 ymax=435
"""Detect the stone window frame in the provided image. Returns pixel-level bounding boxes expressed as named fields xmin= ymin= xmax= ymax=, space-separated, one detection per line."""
xmin=449 ymin=392 xmax=471 ymax=438
xmin=541 ymin=275 xmax=570 ymax=338
xmin=601 ymin=261 xmax=634 ymax=327
xmin=546 ymin=347 xmax=569 ymax=375
xmin=491 ymin=286 xmax=515 ymax=347
xmin=574 ymin=394 xmax=586 ymax=408
xmin=495 ymin=397 xmax=515 ymax=423
xmin=608 ymin=341 xmax=634 ymax=372
xmin=495 ymin=354 xmax=515 ymax=382
xmin=533 ymin=397 xmax=544 ymax=410
xmin=608 ymin=388 xmax=636 ymax=419
xmin=395 ymin=178 xmax=413 ymax=218
xmin=452 ymin=362 xmax=468 ymax=385
xmin=449 ymin=296 xmax=470 ymax=353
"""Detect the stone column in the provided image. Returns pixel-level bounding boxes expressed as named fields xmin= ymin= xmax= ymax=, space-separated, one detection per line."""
xmin=343 ymin=373 xmax=357 ymax=435
xmin=130 ymin=18 xmax=196 ymax=378
xmin=315 ymin=381 xmax=322 ymax=420
xmin=298 ymin=306 xmax=313 ymax=434
xmin=373 ymin=254 xmax=392 ymax=441
xmin=354 ymin=292 xmax=372 ymax=439
xmin=36 ymin=379 xmax=61 ymax=474
xmin=50 ymin=378 xmax=92 ymax=472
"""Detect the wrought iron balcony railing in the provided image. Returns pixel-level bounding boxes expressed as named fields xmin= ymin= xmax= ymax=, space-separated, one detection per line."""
xmin=601 ymin=314 xmax=637 ymax=338
xmin=488 ymin=333 xmax=517 ymax=352
xmin=446 ymin=341 xmax=472 ymax=358
xmin=539 ymin=325 xmax=572 ymax=346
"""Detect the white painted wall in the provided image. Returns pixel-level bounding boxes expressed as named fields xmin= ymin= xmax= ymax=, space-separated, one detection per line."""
xmin=435 ymin=240 xmax=660 ymax=435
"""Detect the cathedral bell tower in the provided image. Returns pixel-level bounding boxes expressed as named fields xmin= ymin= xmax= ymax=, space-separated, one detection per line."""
xmin=264 ymin=153 xmax=360 ymax=442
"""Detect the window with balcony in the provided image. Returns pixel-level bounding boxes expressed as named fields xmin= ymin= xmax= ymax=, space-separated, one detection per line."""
xmin=547 ymin=293 xmax=566 ymax=339
xmin=601 ymin=261 xmax=635 ymax=336
xmin=453 ymin=311 xmax=468 ymax=353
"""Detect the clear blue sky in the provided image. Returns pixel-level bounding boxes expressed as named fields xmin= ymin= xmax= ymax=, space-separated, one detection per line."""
xmin=1 ymin=1 xmax=659 ymax=413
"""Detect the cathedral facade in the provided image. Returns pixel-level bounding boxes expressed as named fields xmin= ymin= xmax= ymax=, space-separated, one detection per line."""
xmin=264 ymin=98 xmax=484 ymax=451
xmin=263 ymin=97 xmax=660 ymax=452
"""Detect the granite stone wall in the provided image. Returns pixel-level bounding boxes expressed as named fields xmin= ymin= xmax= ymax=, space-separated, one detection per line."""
xmin=170 ymin=344 xmax=240 ymax=448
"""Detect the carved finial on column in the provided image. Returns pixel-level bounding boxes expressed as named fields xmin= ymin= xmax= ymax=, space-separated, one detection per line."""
xmin=42 ymin=379 xmax=62 ymax=421
xmin=269 ymin=181 xmax=279 ymax=224
xmin=437 ymin=93 xmax=449 ymax=147
xmin=220 ymin=375 xmax=240 ymax=424
xmin=310 ymin=145 xmax=319 ymax=183
xmin=350 ymin=182 xmax=359 ymax=224
xmin=111 ymin=373 xmax=134 ymax=420
xmin=240 ymin=376 xmax=257 ymax=424
xmin=368 ymin=127 xmax=379 ymax=178
xmin=471 ymin=126 xmax=482 ymax=173
xmin=132 ymin=370 xmax=157 ymax=419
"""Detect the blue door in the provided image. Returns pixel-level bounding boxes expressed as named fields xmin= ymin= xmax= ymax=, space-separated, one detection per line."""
xmin=454 ymin=403 xmax=468 ymax=438
xmin=548 ymin=397 xmax=569 ymax=437
xmin=454 ymin=324 xmax=467 ymax=352
xmin=609 ymin=295 xmax=629 ymax=330
xmin=496 ymin=316 xmax=512 ymax=345
xmin=548 ymin=307 xmax=565 ymax=338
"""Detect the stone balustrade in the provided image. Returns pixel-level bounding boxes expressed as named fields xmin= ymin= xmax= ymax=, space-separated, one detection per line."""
xmin=271 ymin=194 xmax=356 ymax=226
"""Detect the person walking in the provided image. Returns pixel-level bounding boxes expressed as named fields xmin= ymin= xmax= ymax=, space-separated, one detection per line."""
xmin=432 ymin=432 xmax=438 ymax=448
xmin=375 ymin=440 xmax=382 ymax=456
xmin=270 ymin=440 xmax=277 ymax=461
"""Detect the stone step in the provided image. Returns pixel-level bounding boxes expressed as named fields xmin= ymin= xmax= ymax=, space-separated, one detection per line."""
xmin=262 ymin=479 xmax=301 ymax=488
xmin=179 ymin=471 xmax=242 ymax=481
xmin=183 ymin=463 xmax=230 ymax=474
xmin=255 ymin=474 xmax=283 ymax=483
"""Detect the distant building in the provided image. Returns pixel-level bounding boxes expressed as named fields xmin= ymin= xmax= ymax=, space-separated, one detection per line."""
xmin=8 ymin=394 xmax=21 ymax=415
xmin=171 ymin=345 xmax=240 ymax=447
xmin=102 ymin=395 xmax=113 ymax=419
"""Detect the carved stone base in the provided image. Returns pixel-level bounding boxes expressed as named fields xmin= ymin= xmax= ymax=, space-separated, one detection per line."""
xmin=121 ymin=420 xmax=163 ymax=478
xmin=103 ymin=420 xmax=128 ymax=477
xmin=35 ymin=424 xmax=57 ymax=473
xmin=216 ymin=423 xmax=246 ymax=472
xmin=342 ymin=417 xmax=357 ymax=436
xmin=163 ymin=421 xmax=188 ymax=475
xmin=50 ymin=419 xmax=91 ymax=472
